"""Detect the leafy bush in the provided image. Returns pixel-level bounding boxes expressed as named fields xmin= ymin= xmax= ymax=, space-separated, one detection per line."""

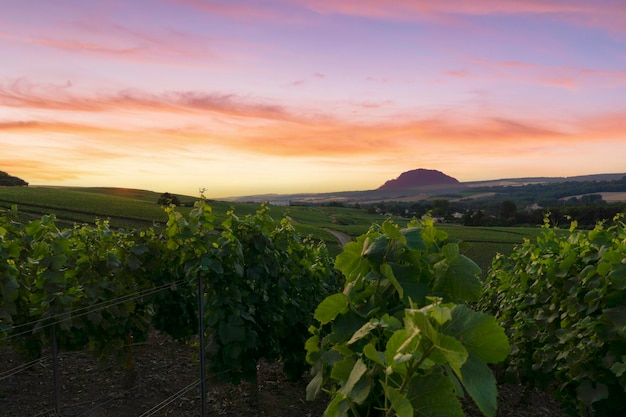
xmin=306 ymin=219 xmax=509 ymax=417
xmin=481 ymin=215 xmax=626 ymax=416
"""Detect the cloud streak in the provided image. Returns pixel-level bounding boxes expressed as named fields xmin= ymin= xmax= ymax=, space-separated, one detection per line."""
xmin=0 ymin=79 xmax=292 ymax=121
xmin=175 ymin=0 xmax=625 ymax=34
xmin=0 ymin=16 xmax=220 ymax=66
xmin=4 ymin=84 xmax=621 ymax=161
xmin=293 ymin=0 xmax=626 ymax=33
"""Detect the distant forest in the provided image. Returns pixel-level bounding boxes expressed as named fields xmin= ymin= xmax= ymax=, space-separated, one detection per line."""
xmin=362 ymin=176 xmax=626 ymax=228
xmin=0 ymin=171 xmax=28 ymax=186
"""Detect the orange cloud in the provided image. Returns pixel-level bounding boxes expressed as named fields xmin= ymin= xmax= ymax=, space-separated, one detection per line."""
xmin=2 ymin=81 xmax=623 ymax=167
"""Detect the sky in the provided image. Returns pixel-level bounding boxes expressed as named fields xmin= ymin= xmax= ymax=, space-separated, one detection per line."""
xmin=1 ymin=0 xmax=625 ymax=198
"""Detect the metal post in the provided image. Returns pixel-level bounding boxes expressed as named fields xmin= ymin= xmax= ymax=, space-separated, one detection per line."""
xmin=51 ymin=324 xmax=61 ymax=414
xmin=197 ymin=276 xmax=207 ymax=417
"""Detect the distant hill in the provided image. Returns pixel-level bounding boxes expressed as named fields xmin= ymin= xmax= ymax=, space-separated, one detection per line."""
xmin=222 ymin=170 xmax=626 ymax=204
xmin=465 ymin=173 xmax=626 ymax=187
xmin=0 ymin=171 xmax=28 ymax=186
xmin=377 ymin=168 xmax=463 ymax=190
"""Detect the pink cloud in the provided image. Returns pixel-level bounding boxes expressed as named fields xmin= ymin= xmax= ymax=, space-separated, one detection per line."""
xmin=353 ymin=100 xmax=394 ymax=109
xmin=0 ymin=79 xmax=291 ymax=120
xmin=280 ymin=0 xmax=625 ymax=33
xmin=284 ymin=73 xmax=327 ymax=88
xmin=0 ymin=15 xmax=220 ymax=66
xmin=447 ymin=59 xmax=626 ymax=89
xmin=167 ymin=0 xmax=307 ymax=24
xmin=446 ymin=69 xmax=470 ymax=78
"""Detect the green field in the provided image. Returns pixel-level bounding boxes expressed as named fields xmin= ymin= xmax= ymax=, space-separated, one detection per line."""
xmin=0 ymin=185 xmax=542 ymax=273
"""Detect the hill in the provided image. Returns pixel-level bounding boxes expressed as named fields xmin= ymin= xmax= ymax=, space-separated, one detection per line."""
xmin=0 ymin=171 xmax=28 ymax=186
xmin=377 ymin=168 xmax=463 ymax=190
xmin=225 ymin=170 xmax=626 ymax=204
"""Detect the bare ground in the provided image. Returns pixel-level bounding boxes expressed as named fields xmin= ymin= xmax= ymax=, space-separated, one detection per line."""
xmin=0 ymin=331 xmax=565 ymax=417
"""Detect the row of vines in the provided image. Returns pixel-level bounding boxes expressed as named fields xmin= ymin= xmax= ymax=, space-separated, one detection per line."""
xmin=1 ymin=199 xmax=625 ymax=417
xmin=480 ymin=216 xmax=626 ymax=417
xmin=0 ymin=201 xmax=339 ymax=395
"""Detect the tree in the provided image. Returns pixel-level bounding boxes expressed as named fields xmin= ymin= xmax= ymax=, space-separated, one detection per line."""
xmin=580 ymin=194 xmax=603 ymax=204
xmin=431 ymin=198 xmax=450 ymax=216
xmin=499 ymin=200 xmax=517 ymax=219
xmin=157 ymin=192 xmax=181 ymax=206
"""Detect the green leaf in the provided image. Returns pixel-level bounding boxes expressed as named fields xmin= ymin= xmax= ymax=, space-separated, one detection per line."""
xmin=331 ymin=356 xmax=356 ymax=384
xmin=576 ymin=380 xmax=609 ymax=406
xmin=314 ymin=293 xmax=349 ymax=324
xmin=609 ymin=264 xmax=626 ymax=290
xmin=362 ymin=235 xmax=389 ymax=264
xmin=324 ymin=392 xmax=350 ymax=417
xmin=610 ymin=359 xmax=626 ymax=378
xmin=429 ymin=304 xmax=452 ymax=325
xmin=382 ymin=220 xmax=404 ymax=243
xmin=348 ymin=321 xmax=376 ymax=344
xmin=410 ymin=311 xmax=468 ymax=376
xmin=433 ymin=255 xmax=482 ymax=302
xmin=330 ymin=312 xmax=368 ymax=344
xmin=363 ymin=343 xmax=385 ymax=366
xmin=385 ymin=329 xmax=412 ymax=374
xmin=306 ymin=371 xmax=323 ymax=401
xmin=218 ymin=322 xmax=247 ymax=344
xmin=2 ymin=277 xmax=19 ymax=302
xmin=305 ymin=334 xmax=320 ymax=363
xmin=401 ymin=227 xmax=427 ymax=251
xmin=459 ymin=355 xmax=498 ymax=417
xmin=430 ymin=334 xmax=468 ymax=377
xmin=382 ymin=383 xmax=413 ymax=417
xmin=381 ymin=263 xmax=403 ymax=299
xmin=335 ymin=236 xmax=368 ymax=279
xmin=412 ymin=371 xmax=465 ymax=417
xmin=602 ymin=306 xmax=626 ymax=338
xmin=442 ymin=243 xmax=460 ymax=260
xmin=441 ymin=305 xmax=510 ymax=364
xmin=339 ymin=359 xmax=370 ymax=404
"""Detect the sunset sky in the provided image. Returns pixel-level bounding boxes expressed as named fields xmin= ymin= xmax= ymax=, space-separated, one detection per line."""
xmin=1 ymin=0 xmax=625 ymax=198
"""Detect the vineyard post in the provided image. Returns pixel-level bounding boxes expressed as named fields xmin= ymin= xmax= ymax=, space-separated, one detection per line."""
xmin=197 ymin=275 xmax=207 ymax=417
xmin=51 ymin=324 xmax=61 ymax=414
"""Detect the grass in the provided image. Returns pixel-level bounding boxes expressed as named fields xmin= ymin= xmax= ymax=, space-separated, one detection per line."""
xmin=1 ymin=185 xmax=544 ymax=273
xmin=0 ymin=186 xmax=176 ymax=226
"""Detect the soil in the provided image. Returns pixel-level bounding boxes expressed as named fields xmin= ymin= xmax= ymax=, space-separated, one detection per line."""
xmin=0 ymin=331 xmax=565 ymax=417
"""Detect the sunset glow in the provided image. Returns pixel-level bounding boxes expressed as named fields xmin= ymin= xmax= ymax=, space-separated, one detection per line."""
xmin=1 ymin=0 xmax=625 ymax=198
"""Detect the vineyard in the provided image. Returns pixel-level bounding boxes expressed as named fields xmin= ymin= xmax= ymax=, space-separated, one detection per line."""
xmin=1 ymin=198 xmax=625 ymax=416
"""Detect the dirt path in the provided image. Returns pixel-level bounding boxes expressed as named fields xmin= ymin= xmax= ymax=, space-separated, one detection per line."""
xmin=324 ymin=228 xmax=351 ymax=246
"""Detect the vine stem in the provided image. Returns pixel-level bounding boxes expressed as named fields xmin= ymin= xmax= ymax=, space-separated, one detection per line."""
xmin=384 ymin=343 xmax=435 ymax=417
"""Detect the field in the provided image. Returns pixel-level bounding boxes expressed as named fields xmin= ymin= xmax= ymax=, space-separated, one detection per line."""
xmin=0 ymin=185 xmax=543 ymax=272
xmin=0 ymin=185 xmax=542 ymax=273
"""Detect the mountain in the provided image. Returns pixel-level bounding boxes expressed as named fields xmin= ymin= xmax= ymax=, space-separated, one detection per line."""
xmin=377 ymin=168 xmax=463 ymax=190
